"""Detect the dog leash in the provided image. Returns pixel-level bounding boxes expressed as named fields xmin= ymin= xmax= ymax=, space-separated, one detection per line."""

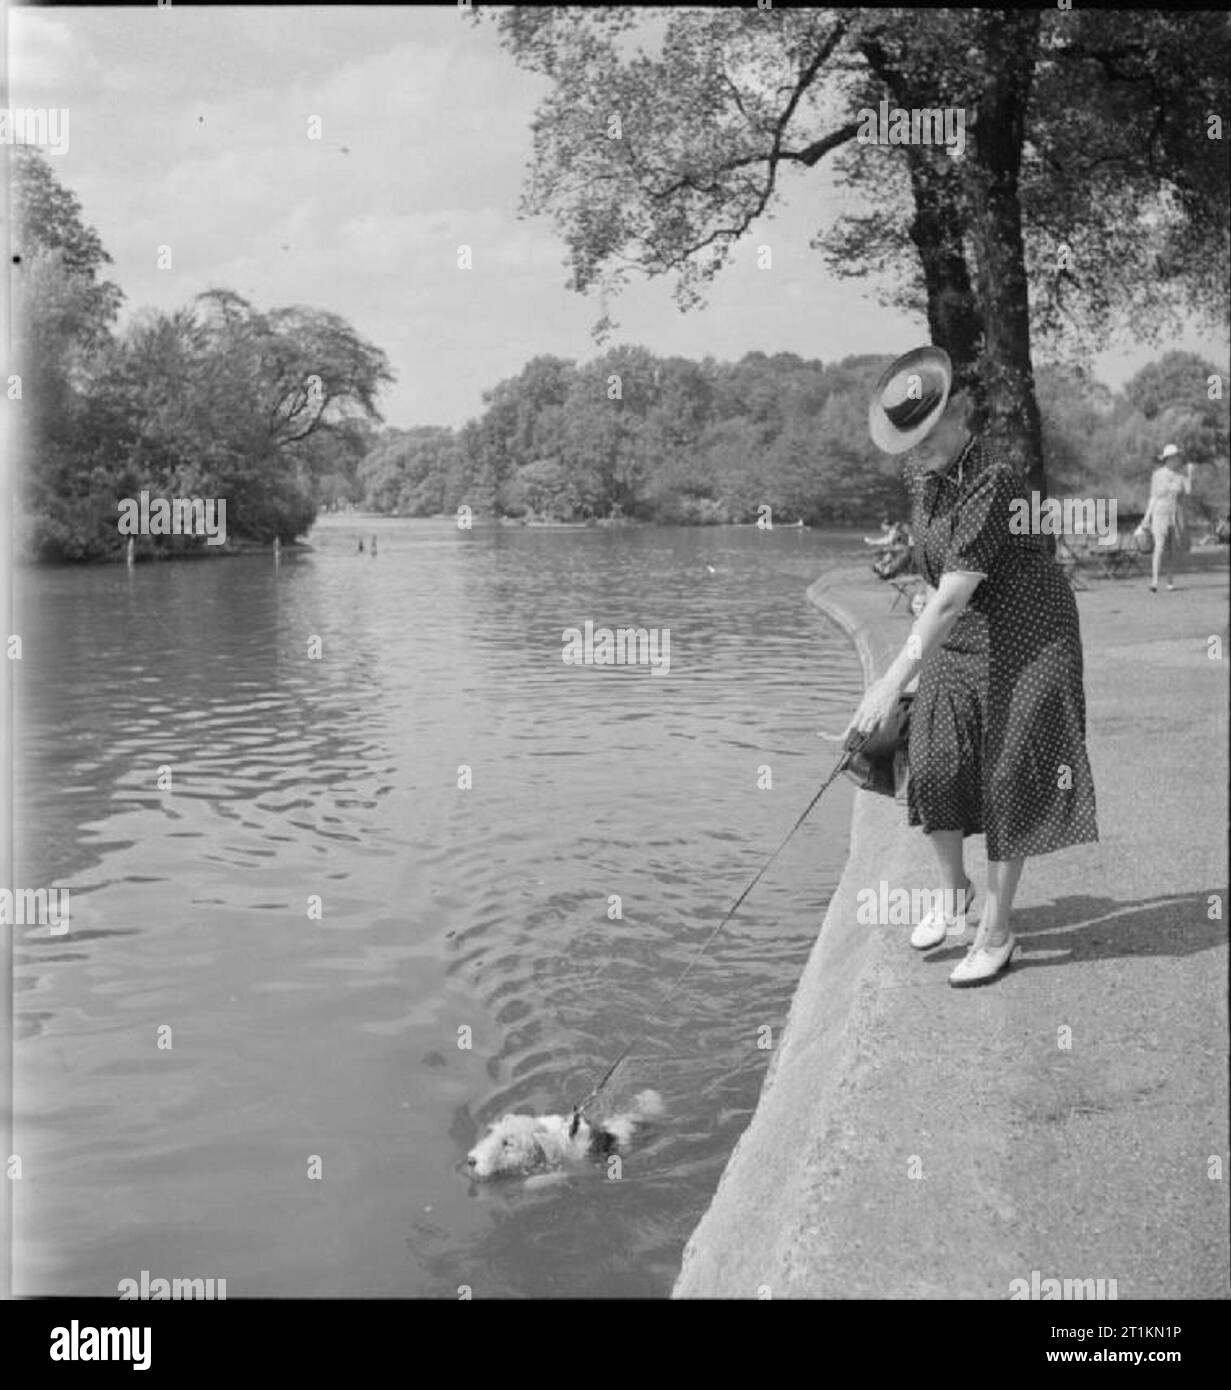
xmin=570 ymin=734 xmax=869 ymax=1122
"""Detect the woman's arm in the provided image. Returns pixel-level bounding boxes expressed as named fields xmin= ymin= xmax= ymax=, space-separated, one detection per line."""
xmin=847 ymin=571 xmax=983 ymax=737
xmin=1181 ymin=462 xmax=1194 ymax=495
xmin=883 ymin=571 xmax=982 ymax=693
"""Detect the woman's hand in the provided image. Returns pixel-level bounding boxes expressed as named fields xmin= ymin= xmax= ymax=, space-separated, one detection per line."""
xmin=846 ymin=676 xmax=902 ymax=742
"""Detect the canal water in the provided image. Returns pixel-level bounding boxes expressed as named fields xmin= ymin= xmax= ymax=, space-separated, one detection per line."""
xmin=14 ymin=516 xmax=867 ymax=1297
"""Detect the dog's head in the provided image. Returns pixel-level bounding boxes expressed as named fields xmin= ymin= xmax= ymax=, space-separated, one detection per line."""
xmin=466 ymin=1114 xmax=553 ymax=1179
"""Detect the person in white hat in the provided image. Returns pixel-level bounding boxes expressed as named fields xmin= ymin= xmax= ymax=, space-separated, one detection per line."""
xmin=849 ymin=345 xmax=1099 ymax=986
xmin=1136 ymin=443 xmax=1193 ymax=591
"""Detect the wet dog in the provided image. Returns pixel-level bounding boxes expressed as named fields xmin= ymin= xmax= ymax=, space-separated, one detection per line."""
xmin=466 ymin=1089 xmax=664 ymax=1180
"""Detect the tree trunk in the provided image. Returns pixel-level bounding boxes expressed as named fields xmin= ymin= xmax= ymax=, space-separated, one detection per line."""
xmin=860 ymin=35 xmax=989 ymax=431
xmin=966 ymin=10 xmax=1049 ymax=509
xmin=904 ymin=150 xmax=984 ymax=396
xmin=863 ymin=15 xmax=1050 ymax=518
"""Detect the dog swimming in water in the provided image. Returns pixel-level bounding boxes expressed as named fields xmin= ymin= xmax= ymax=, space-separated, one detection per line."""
xmin=466 ymin=1089 xmax=664 ymax=1180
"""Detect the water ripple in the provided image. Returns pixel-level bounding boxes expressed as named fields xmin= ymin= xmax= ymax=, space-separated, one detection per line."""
xmin=15 ymin=519 xmax=864 ymax=1296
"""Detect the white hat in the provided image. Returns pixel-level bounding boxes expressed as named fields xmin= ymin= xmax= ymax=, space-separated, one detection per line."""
xmin=1158 ymin=443 xmax=1183 ymax=460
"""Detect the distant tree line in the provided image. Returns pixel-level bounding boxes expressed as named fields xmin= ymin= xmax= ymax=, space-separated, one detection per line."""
xmin=357 ymin=347 xmax=1229 ymax=528
xmin=13 ymin=147 xmax=1227 ymax=559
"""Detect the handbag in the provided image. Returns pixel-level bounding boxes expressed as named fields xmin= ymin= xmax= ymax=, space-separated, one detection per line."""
xmin=1133 ymin=524 xmax=1153 ymax=554
xmin=842 ymin=690 xmax=913 ymax=802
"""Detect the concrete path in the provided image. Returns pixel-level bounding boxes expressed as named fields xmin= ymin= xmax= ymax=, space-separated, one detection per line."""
xmin=674 ymin=555 xmax=1229 ymax=1299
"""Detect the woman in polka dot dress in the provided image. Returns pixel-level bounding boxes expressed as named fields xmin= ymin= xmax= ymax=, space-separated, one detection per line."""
xmin=849 ymin=345 xmax=1098 ymax=986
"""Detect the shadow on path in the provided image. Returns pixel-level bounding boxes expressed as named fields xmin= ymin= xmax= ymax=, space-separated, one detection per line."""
xmin=923 ymin=888 xmax=1225 ymax=969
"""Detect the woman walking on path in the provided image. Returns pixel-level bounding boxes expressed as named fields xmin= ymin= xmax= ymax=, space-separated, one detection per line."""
xmin=847 ymin=345 xmax=1098 ymax=987
xmin=1138 ymin=443 xmax=1193 ymax=592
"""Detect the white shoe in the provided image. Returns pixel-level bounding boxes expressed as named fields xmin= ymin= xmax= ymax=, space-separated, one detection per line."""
xmin=909 ymin=879 xmax=975 ymax=950
xmin=949 ymin=934 xmax=1017 ymax=987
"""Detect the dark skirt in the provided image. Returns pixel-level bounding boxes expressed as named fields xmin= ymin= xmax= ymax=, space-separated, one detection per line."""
xmin=907 ymin=567 xmax=1098 ymax=861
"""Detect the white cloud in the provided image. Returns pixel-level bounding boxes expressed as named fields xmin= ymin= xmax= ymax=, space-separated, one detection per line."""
xmin=8 ymin=11 xmax=75 ymax=97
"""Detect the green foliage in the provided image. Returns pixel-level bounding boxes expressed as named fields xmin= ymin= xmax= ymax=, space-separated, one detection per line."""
xmin=12 ymin=148 xmax=123 ymax=351
xmin=475 ymin=6 xmax=1230 ymax=505
xmin=1025 ymin=11 xmax=1231 ymax=354
xmin=355 ymin=344 xmax=1227 ymax=529
xmin=357 ymin=426 xmax=463 ymax=517
xmin=1037 ymin=353 xmax=1229 ymax=518
xmin=15 ymin=155 xmax=394 ymax=562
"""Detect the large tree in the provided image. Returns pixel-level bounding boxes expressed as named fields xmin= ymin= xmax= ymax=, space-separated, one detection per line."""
xmin=88 ymin=291 xmax=396 ymax=548
xmin=12 ymin=152 xmax=399 ymax=558
xmin=475 ymin=7 xmax=1229 ymax=503
xmin=11 ymin=150 xmax=124 ymax=442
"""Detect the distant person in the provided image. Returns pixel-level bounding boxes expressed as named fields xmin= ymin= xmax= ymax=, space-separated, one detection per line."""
xmin=852 ymin=344 xmax=1097 ymax=987
xmin=1137 ymin=443 xmax=1193 ymax=592
xmin=872 ymin=539 xmax=913 ymax=580
xmin=865 ymin=517 xmax=908 ymax=551
xmin=358 ymin=538 xmax=365 ymax=553
xmin=371 ymin=534 xmax=378 ymax=555
xmin=870 ymin=519 xmax=913 ymax=579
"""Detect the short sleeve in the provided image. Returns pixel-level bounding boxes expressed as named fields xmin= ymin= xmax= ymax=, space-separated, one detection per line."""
xmin=943 ymin=463 xmax=1018 ymax=577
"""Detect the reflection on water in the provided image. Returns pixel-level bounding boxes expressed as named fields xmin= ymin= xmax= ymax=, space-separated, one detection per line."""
xmin=14 ymin=516 xmax=865 ymax=1297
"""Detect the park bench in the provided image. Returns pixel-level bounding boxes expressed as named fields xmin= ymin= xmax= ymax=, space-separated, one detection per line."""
xmin=1055 ymin=536 xmax=1090 ymax=589
xmin=887 ymin=574 xmax=927 ymax=612
xmin=1092 ymin=533 xmax=1147 ymax=579
xmin=869 ymin=542 xmax=925 ymax=612
xmin=1060 ymin=530 xmax=1147 ymax=582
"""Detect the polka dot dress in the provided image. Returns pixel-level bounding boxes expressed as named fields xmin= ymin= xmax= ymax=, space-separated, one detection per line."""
xmin=902 ymin=436 xmax=1099 ymax=861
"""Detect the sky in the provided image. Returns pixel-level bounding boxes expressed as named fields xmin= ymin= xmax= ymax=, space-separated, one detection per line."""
xmin=8 ymin=5 xmax=1228 ymax=432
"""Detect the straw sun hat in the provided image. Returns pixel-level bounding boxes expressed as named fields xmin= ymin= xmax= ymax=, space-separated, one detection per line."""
xmin=868 ymin=345 xmax=953 ymax=455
